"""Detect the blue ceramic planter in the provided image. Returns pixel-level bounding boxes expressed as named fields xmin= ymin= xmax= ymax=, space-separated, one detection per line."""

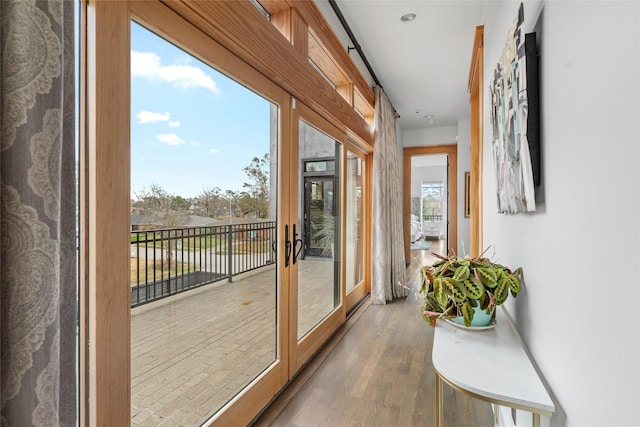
xmin=451 ymin=305 xmax=495 ymax=327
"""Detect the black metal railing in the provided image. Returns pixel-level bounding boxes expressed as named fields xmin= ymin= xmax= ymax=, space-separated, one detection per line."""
xmin=130 ymin=221 xmax=276 ymax=307
xmin=423 ymin=215 xmax=443 ymax=222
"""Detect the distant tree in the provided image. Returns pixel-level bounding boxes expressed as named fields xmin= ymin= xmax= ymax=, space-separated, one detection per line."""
xmin=241 ymin=153 xmax=269 ymax=218
xmin=197 ymin=186 xmax=225 ymax=218
xmin=132 ymin=183 xmax=194 ymax=227
xmin=132 ymin=183 xmax=181 ymax=265
xmin=171 ymin=195 xmax=190 ymax=211
xmin=133 ymin=183 xmax=172 ymax=217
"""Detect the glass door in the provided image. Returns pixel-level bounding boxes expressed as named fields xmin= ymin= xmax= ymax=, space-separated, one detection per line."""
xmin=129 ymin=18 xmax=288 ymax=426
xmin=289 ymin=104 xmax=345 ymax=372
xmin=345 ymin=148 xmax=368 ymax=309
xmin=297 ymin=122 xmax=341 ymax=339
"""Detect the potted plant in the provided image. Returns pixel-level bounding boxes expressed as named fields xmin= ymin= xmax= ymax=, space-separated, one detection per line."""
xmin=419 ymin=250 xmax=522 ymax=327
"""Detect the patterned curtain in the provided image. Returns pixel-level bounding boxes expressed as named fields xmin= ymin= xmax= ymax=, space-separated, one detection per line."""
xmin=1 ymin=1 xmax=77 ymax=425
xmin=371 ymin=87 xmax=406 ymax=304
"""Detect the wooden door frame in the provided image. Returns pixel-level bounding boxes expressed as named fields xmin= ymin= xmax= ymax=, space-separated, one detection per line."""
xmin=403 ymin=145 xmax=457 ymax=262
xmin=468 ymin=26 xmax=484 ymax=257
xmin=290 ymin=101 xmax=347 ymax=374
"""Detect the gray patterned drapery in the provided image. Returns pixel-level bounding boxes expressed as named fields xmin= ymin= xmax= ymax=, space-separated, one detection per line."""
xmin=1 ymin=1 xmax=77 ymax=425
xmin=371 ymin=87 xmax=406 ymax=304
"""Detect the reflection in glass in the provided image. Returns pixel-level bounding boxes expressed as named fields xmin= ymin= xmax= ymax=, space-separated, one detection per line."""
xmin=297 ymin=120 xmax=341 ymax=339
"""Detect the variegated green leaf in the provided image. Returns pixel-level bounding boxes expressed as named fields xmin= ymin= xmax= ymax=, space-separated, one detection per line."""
xmin=443 ymin=278 xmax=466 ymax=303
xmin=505 ymin=274 xmax=521 ymax=294
xmin=461 ymin=301 xmax=475 ymax=327
xmin=463 ymin=278 xmax=485 ymax=299
xmin=427 ymin=292 xmax=442 ymax=312
xmin=433 ymin=278 xmax=448 ymax=308
xmin=476 ymin=267 xmax=498 ymax=288
xmin=453 ymin=265 xmax=470 ymax=281
xmin=479 ymin=291 xmax=489 ymax=310
xmin=493 ymin=280 xmax=509 ymax=305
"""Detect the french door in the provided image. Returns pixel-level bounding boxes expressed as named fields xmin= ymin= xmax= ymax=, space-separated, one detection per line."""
xmin=286 ymin=103 xmax=345 ymax=373
xmin=85 ymin=1 xmax=369 ymax=425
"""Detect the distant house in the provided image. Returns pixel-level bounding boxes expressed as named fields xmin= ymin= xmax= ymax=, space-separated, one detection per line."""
xmin=130 ymin=214 xmax=162 ymax=231
xmin=131 ymin=213 xmax=226 ymax=231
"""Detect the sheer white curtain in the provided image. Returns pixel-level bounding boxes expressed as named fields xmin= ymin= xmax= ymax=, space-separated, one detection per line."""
xmin=371 ymin=87 xmax=407 ymax=304
xmin=1 ymin=1 xmax=77 ymax=424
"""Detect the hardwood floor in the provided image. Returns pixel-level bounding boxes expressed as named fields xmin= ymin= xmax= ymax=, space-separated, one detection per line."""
xmin=253 ymin=246 xmax=493 ymax=427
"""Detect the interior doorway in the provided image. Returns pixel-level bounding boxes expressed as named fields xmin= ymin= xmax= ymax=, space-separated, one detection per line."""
xmin=403 ymin=145 xmax=457 ymax=263
xmin=410 ymin=155 xmax=448 ymax=250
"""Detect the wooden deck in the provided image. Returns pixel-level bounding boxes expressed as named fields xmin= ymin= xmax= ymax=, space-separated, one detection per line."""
xmin=131 ymin=257 xmax=335 ymax=426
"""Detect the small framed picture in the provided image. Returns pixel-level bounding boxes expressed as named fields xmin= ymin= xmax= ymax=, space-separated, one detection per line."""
xmin=464 ymin=172 xmax=471 ymax=218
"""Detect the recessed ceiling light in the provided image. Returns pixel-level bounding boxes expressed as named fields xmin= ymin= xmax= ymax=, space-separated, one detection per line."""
xmin=400 ymin=12 xmax=417 ymax=23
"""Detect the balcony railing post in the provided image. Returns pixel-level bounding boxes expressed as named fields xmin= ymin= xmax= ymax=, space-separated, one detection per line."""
xmin=227 ymin=224 xmax=233 ymax=282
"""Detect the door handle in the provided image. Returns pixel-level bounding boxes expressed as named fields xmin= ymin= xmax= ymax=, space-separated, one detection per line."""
xmin=284 ymin=224 xmax=292 ymax=267
xmin=292 ymin=223 xmax=303 ymax=264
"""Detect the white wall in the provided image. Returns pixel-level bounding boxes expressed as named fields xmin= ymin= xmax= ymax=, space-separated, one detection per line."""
xmin=403 ymin=125 xmax=457 ymax=147
xmin=482 ymin=2 xmax=640 ymax=426
xmin=410 ymin=165 xmax=446 ymax=198
xmin=457 ymin=117 xmax=471 ymax=255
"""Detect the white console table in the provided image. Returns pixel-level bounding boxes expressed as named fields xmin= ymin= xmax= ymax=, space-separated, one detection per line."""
xmin=432 ymin=308 xmax=554 ymax=427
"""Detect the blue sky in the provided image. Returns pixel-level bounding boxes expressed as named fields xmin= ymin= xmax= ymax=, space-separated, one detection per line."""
xmin=131 ymin=22 xmax=272 ymax=199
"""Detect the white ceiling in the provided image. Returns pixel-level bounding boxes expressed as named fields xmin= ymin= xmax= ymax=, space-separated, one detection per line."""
xmin=314 ymin=0 xmax=487 ymax=131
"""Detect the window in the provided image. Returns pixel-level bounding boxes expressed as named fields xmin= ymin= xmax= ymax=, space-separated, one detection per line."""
xmin=422 ymin=183 xmax=444 ymax=221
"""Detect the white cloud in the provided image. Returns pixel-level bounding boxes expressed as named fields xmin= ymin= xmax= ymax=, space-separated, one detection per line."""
xmin=189 ymin=141 xmax=203 ymax=147
xmin=131 ymin=52 xmax=161 ymax=77
xmin=168 ymin=121 xmax=181 ymax=128
xmin=131 ymin=51 xmax=220 ymax=95
xmin=136 ymin=110 xmax=170 ymax=124
xmin=209 ymin=149 xmax=220 ymax=155
xmin=156 ymin=133 xmax=185 ymax=146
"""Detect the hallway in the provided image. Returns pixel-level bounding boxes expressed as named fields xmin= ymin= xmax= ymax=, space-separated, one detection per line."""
xmin=255 ymin=249 xmax=493 ymax=426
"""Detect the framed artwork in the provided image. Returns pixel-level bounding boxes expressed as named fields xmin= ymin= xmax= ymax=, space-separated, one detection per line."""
xmin=489 ymin=3 xmax=538 ymax=214
xmin=464 ymin=172 xmax=471 ymax=218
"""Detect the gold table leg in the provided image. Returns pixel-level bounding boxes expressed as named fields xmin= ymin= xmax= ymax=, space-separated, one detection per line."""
xmin=533 ymin=413 xmax=540 ymax=427
xmin=435 ymin=372 xmax=443 ymax=427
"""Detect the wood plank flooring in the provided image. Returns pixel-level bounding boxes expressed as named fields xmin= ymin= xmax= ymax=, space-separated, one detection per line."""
xmin=254 ymin=246 xmax=493 ymax=427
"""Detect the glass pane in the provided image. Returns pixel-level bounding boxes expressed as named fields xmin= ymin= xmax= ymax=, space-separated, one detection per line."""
xmin=130 ymin=22 xmax=278 ymax=425
xmin=297 ymin=120 xmax=341 ymax=339
xmin=422 ymin=183 xmax=444 ymax=220
xmin=304 ymin=160 xmax=335 ymax=173
xmin=345 ymin=151 xmax=364 ymax=292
